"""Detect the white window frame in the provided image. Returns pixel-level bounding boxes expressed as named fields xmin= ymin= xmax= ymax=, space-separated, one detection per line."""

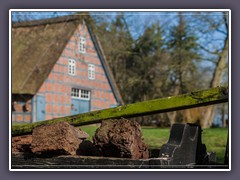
xmin=88 ymin=64 xmax=95 ymax=80
xmin=79 ymin=36 xmax=86 ymax=54
xmin=68 ymin=59 xmax=76 ymax=76
xmin=71 ymin=88 xmax=90 ymax=100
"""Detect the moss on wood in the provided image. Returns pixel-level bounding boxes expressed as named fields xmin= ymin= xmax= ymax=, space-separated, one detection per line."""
xmin=12 ymin=86 xmax=228 ymax=136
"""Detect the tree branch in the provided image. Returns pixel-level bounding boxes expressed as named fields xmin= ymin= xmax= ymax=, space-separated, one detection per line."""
xmin=199 ymin=44 xmax=220 ymax=55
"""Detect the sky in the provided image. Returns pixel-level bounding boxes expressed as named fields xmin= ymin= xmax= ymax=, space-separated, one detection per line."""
xmin=11 ymin=11 xmax=227 ymax=45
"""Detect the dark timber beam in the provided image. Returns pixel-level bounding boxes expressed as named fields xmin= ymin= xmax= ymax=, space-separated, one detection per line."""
xmin=12 ymin=86 xmax=228 ymax=136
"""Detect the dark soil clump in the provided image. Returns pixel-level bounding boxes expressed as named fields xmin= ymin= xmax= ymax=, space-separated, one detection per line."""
xmin=31 ymin=121 xmax=89 ymax=156
xmin=93 ymin=119 xmax=149 ymax=159
xmin=12 ymin=135 xmax=32 ymax=153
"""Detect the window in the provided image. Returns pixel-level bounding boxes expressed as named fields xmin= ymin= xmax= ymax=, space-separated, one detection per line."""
xmin=79 ymin=36 xmax=86 ymax=53
xmin=68 ymin=59 xmax=76 ymax=76
xmin=80 ymin=89 xmax=90 ymax=99
xmin=71 ymin=88 xmax=90 ymax=100
xmin=88 ymin=64 xmax=95 ymax=80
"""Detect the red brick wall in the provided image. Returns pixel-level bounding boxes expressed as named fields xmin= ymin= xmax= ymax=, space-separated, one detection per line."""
xmin=31 ymin=23 xmax=119 ymax=122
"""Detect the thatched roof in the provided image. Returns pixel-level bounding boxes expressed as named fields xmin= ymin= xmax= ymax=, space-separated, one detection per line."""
xmin=12 ymin=15 xmax=123 ymax=105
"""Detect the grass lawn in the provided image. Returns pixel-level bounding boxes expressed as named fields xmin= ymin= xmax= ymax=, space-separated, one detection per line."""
xmin=80 ymin=125 xmax=228 ymax=164
xmin=201 ymin=128 xmax=228 ymax=164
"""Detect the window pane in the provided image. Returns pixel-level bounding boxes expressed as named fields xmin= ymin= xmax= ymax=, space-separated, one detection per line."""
xmin=88 ymin=64 xmax=95 ymax=79
xmin=72 ymin=88 xmax=90 ymax=99
xmin=68 ymin=59 xmax=76 ymax=75
xmin=79 ymin=37 xmax=86 ymax=53
xmin=80 ymin=89 xmax=90 ymax=99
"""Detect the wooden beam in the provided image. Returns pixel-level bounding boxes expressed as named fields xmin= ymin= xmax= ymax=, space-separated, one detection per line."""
xmin=12 ymin=86 xmax=228 ymax=136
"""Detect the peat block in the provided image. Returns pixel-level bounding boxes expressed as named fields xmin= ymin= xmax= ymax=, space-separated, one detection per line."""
xmin=77 ymin=140 xmax=101 ymax=156
xmin=12 ymin=135 xmax=32 ymax=153
xmin=93 ymin=119 xmax=149 ymax=159
xmin=31 ymin=121 xmax=89 ymax=156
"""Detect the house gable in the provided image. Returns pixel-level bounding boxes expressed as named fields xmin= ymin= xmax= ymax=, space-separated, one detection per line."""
xmin=12 ymin=15 xmax=123 ymax=123
xmin=34 ymin=22 xmax=119 ymax=121
xmin=12 ymin=17 xmax=82 ymax=94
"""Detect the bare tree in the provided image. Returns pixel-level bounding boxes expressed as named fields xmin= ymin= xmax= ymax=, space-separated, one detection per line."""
xmin=199 ymin=12 xmax=229 ymax=128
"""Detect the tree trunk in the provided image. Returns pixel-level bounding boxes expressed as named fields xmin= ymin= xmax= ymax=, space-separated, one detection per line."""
xmin=210 ymin=38 xmax=228 ymax=88
xmin=222 ymin=104 xmax=227 ymax=128
xmin=167 ymin=85 xmax=180 ymax=125
xmin=201 ymin=37 xmax=228 ymax=128
xmin=167 ymin=111 xmax=177 ymax=126
xmin=201 ymin=106 xmax=215 ymax=128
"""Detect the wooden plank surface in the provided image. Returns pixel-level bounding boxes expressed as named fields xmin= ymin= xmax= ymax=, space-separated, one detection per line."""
xmin=12 ymin=86 xmax=228 ymax=136
xmin=11 ymin=152 xmax=228 ymax=169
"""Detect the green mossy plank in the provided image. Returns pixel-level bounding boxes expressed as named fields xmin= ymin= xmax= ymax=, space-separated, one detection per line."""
xmin=12 ymin=86 xmax=228 ymax=136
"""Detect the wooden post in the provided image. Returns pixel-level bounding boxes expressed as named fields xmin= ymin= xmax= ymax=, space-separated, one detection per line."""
xmin=12 ymin=86 xmax=228 ymax=136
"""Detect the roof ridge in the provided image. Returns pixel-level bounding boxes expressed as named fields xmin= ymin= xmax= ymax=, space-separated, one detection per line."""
xmin=12 ymin=13 xmax=89 ymax=28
